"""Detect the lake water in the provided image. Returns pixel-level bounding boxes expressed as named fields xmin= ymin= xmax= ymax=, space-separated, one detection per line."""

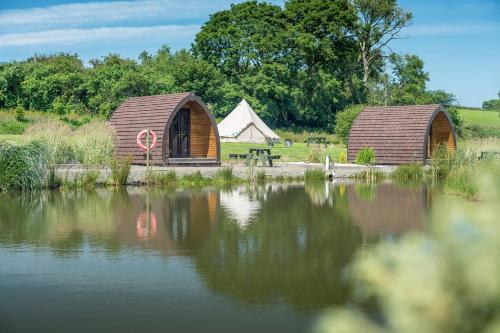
xmin=0 ymin=182 xmax=432 ymax=333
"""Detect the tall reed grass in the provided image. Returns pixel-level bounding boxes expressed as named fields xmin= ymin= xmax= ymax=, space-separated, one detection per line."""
xmin=110 ymin=155 xmax=132 ymax=186
xmin=24 ymin=119 xmax=115 ymax=166
xmin=0 ymin=141 xmax=48 ymax=191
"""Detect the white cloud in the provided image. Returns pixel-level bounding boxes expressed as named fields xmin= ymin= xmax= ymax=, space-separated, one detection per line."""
xmin=0 ymin=0 xmax=239 ymax=31
xmin=407 ymin=22 xmax=500 ymax=36
xmin=0 ymin=25 xmax=200 ymax=47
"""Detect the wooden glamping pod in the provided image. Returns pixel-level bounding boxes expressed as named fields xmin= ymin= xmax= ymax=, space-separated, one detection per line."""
xmin=109 ymin=92 xmax=220 ymax=165
xmin=347 ymin=104 xmax=456 ymax=165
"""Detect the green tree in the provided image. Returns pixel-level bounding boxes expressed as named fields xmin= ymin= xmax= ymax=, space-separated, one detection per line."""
xmin=85 ymin=54 xmax=151 ymax=117
xmin=194 ymin=1 xmax=290 ymax=78
xmin=285 ymin=0 xmax=359 ymax=124
xmin=482 ymin=91 xmax=500 ymax=111
xmin=353 ymin=0 xmax=412 ymax=85
xmin=193 ymin=1 xmax=295 ymax=124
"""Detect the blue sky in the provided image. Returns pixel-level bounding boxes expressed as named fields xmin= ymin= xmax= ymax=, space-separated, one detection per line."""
xmin=0 ymin=0 xmax=498 ymax=107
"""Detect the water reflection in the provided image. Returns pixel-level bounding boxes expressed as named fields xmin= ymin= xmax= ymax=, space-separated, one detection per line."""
xmin=0 ymin=182 xmax=430 ymax=332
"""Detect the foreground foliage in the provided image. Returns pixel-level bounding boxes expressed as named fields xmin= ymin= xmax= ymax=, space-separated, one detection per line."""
xmin=316 ymin=162 xmax=500 ymax=333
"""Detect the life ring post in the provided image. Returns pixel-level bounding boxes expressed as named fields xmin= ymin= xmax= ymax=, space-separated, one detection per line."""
xmin=136 ymin=129 xmax=157 ymax=184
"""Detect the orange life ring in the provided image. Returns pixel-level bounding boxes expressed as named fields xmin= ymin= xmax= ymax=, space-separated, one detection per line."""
xmin=136 ymin=129 xmax=157 ymax=151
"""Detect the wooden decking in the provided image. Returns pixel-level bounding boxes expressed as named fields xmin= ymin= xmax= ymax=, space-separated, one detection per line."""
xmin=165 ymin=158 xmax=220 ymax=167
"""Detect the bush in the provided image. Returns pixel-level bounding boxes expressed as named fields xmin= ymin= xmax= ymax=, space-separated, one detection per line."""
xmin=15 ymin=106 xmax=26 ymax=122
xmin=0 ymin=141 xmax=48 ymax=191
xmin=355 ymin=148 xmax=376 ymax=165
xmin=334 ymin=105 xmax=364 ymax=145
xmin=110 ymin=155 xmax=132 ymax=186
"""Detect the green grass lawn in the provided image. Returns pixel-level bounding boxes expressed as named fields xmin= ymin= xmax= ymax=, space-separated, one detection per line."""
xmin=221 ymin=142 xmax=346 ymax=162
xmin=459 ymin=108 xmax=500 ymax=129
xmin=459 ymin=108 xmax=500 ymax=137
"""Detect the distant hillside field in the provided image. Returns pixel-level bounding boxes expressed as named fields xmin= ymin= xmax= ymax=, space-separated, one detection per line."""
xmin=459 ymin=108 xmax=500 ymax=137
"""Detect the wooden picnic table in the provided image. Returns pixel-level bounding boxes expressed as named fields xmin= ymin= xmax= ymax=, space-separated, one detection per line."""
xmin=249 ymin=148 xmax=272 ymax=156
xmin=246 ymin=148 xmax=280 ymax=167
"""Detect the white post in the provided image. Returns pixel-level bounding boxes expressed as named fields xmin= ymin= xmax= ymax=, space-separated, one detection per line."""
xmin=325 ymin=155 xmax=330 ymax=170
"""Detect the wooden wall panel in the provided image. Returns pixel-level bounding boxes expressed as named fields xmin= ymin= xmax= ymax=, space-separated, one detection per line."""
xmin=208 ymin=125 xmax=217 ymax=158
xmin=430 ymin=112 xmax=455 ymax=155
xmin=189 ymin=102 xmax=211 ymax=158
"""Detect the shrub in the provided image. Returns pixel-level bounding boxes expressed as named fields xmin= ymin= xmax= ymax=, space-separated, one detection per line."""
xmin=110 ymin=155 xmax=132 ymax=186
xmin=334 ymin=105 xmax=364 ymax=145
xmin=15 ymin=106 xmax=26 ymax=122
xmin=355 ymin=148 xmax=376 ymax=165
xmin=0 ymin=141 xmax=48 ymax=191
xmin=304 ymin=169 xmax=325 ymax=182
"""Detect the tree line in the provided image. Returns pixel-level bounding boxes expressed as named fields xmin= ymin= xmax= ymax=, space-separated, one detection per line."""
xmin=0 ymin=0 xmax=461 ymax=131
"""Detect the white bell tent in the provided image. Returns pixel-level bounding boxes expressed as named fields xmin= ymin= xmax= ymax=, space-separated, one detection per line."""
xmin=217 ymin=99 xmax=280 ymax=143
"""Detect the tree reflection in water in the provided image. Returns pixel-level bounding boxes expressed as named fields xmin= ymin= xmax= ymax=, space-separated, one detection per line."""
xmin=0 ymin=182 xmax=428 ymax=312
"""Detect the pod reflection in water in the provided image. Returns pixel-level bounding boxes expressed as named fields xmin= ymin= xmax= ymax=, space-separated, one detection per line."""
xmin=0 ymin=182 xmax=431 ymax=333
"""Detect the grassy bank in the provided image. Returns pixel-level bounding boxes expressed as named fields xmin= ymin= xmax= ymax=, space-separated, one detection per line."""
xmin=459 ymin=108 xmax=500 ymax=137
xmin=389 ymin=138 xmax=500 ymax=198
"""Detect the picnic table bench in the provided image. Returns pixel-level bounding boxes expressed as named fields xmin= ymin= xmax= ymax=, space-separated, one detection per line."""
xmin=228 ymin=148 xmax=281 ymax=167
xmin=305 ymin=137 xmax=329 ymax=147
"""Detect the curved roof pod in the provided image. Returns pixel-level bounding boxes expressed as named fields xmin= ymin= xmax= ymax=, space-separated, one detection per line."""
xmin=109 ymin=92 xmax=220 ymax=165
xmin=347 ymin=104 xmax=457 ymax=165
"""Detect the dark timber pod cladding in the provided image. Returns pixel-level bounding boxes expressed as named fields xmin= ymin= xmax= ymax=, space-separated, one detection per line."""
xmin=109 ymin=92 xmax=220 ymax=165
xmin=347 ymin=104 xmax=456 ymax=165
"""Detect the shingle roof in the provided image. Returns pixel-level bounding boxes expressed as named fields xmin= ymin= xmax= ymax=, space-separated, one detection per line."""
xmin=347 ymin=104 xmax=453 ymax=165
